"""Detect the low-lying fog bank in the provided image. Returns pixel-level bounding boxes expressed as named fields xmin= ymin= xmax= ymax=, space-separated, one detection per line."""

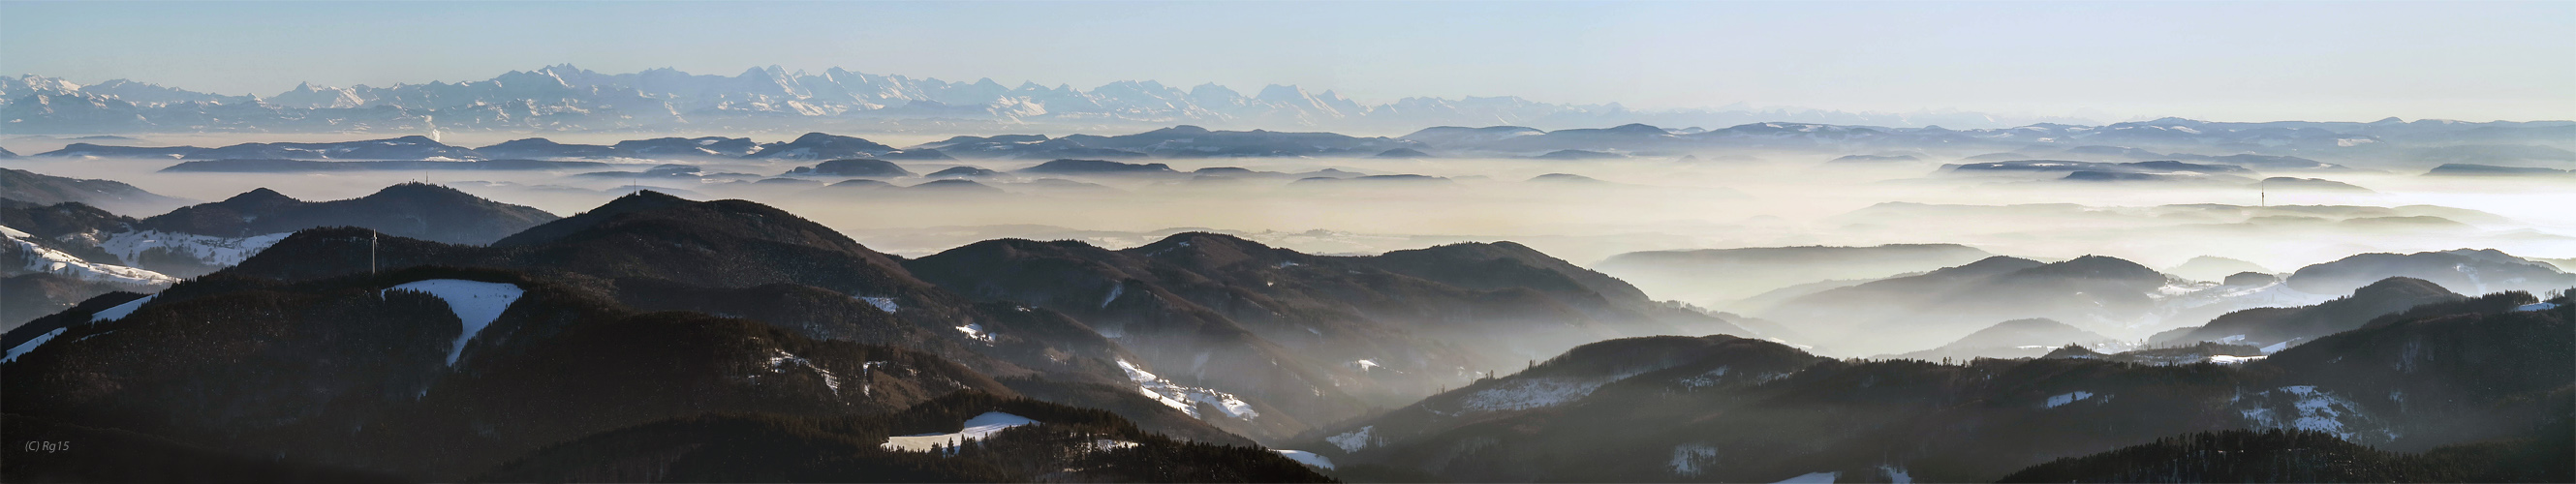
xmin=16 ymin=153 xmax=2567 ymax=267
xmin=9 ymin=146 xmax=2574 ymax=359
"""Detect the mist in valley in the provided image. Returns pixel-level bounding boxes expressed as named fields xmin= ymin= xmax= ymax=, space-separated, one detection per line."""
xmin=7 ymin=1 xmax=2573 ymax=480
xmin=11 ymin=130 xmax=2572 ymax=360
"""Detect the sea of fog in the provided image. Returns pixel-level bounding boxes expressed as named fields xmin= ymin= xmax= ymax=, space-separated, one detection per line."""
xmin=7 ymin=133 xmax=2571 ymax=305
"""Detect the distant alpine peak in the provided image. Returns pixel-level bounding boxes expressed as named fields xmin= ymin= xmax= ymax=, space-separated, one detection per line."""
xmin=13 ymin=66 xmax=2567 ymax=135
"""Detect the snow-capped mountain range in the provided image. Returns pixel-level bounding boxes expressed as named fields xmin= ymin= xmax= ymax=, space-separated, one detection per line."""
xmin=1 ymin=65 xmax=2111 ymax=134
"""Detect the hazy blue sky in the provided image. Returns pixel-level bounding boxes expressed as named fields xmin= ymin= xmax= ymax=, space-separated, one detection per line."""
xmin=3 ymin=1 xmax=2568 ymax=122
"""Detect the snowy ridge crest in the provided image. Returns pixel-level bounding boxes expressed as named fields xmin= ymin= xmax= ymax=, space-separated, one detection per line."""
xmin=1115 ymin=359 xmax=1258 ymax=421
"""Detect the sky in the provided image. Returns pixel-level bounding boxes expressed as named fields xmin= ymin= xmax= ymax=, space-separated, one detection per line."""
xmin=2 ymin=1 xmax=2569 ymax=122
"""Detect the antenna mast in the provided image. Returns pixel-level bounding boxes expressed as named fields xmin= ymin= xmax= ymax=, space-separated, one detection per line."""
xmin=370 ymin=229 xmax=379 ymax=275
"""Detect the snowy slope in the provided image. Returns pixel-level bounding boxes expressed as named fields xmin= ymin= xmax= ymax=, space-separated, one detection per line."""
xmin=6 ymin=227 xmax=178 ymax=286
xmin=1327 ymin=426 xmax=1375 ymax=452
xmin=4 ymin=294 xmax=159 ymax=363
xmin=880 ymin=411 xmax=1038 ymax=452
xmin=2236 ymin=385 xmax=2396 ymax=444
xmin=383 ymin=279 xmax=525 ymax=366
xmin=99 ymin=230 xmax=291 ymax=269
xmin=1116 ymin=359 xmax=1259 ymax=420
xmin=3 ymin=327 xmax=67 ymax=363
xmin=1458 ymin=377 xmax=1610 ymax=412
xmin=1272 ymin=449 xmax=1336 ymax=469
xmin=90 ymin=294 xmax=157 ymax=322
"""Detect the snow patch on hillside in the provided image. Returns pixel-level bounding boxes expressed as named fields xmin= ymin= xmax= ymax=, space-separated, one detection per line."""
xmin=2206 ymin=354 xmax=2267 ymax=364
xmin=100 ymin=230 xmax=291 ymax=268
xmin=384 ymin=279 xmax=524 ymax=366
xmin=1678 ymin=366 xmax=1732 ymax=388
xmin=1116 ymin=359 xmax=1258 ymax=420
xmin=1273 ymin=449 xmax=1336 ymax=469
xmin=91 ymin=294 xmax=157 ymax=322
xmin=1459 ymin=377 xmax=1607 ymax=411
xmin=763 ymin=348 xmax=844 ymax=395
xmin=881 ymin=411 xmax=1037 ymax=452
xmin=858 ymin=296 xmax=899 ymax=313
xmin=8 ymin=234 xmax=178 ymax=286
xmin=2237 ymin=385 xmax=2396 ymax=443
xmin=1328 ymin=426 xmax=1374 ymax=452
xmin=955 ymin=323 xmax=995 ymax=343
xmin=3 ymin=327 xmax=67 ymax=363
xmin=1776 ymin=471 xmax=1838 ymax=483
xmin=1881 ymin=466 xmax=1913 ymax=484
xmin=1670 ymin=443 xmax=1720 ymax=476
xmin=1100 ymin=284 xmax=1126 ymax=308
xmin=2046 ymin=391 xmax=2095 ymax=408
xmin=5 ymin=293 xmax=165 ymax=363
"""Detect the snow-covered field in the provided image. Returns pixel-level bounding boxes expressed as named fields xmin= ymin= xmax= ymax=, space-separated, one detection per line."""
xmin=3 ymin=294 xmax=162 ymax=363
xmin=1327 ymin=426 xmax=1374 ymax=452
xmin=90 ymin=294 xmax=157 ymax=322
xmin=955 ymin=323 xmax=995 ymax=343
xmin=858 ymin=295 xmax=899 ymax=313
xmin=2238 ymin=385 xmax=2396 ymax=443
xmin=7 ymin=230 xmax=178 ymax=286
xmin=100 ymin=230 xmax=291 ymax=268
xmin=383 ymin=279 xmax=524 ymax=365
xmin=1272 ymin=449 xmax=1336 ymax=469
xmin=1669 ymin=443 xmax=1720 ymax=476
xmin=2 ymin=328 xmax=67 ymax=363
xmin=2045 ymin=391 xmax=2098 ymax=408
xmin=881 ymin=411 xmax=1038 ymax=452
xmin=1116 ymin=359 xmax=1259 ymax=420
xmin=762 ymin=348 xmax=844 ymax=396
xmin=2206 ymin=354 xmax=2268 ymax=364
xmin=1458 ymin=377 xmax=1608 ymax=412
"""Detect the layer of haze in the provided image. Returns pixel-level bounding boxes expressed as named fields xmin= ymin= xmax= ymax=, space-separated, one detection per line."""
xmin=10 ymin=133 xmax=2571 ymax=284
xmin=3 ymin=1 xmax=2569 ymax=122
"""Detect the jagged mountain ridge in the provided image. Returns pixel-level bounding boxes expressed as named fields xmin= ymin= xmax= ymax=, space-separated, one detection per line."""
xmin=13 ymin=69 xmax=2575 ymax=144
xmin=3 ymin=67 xmax=2111 ymax=134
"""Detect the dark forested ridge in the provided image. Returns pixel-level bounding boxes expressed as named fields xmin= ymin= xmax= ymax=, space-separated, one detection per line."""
xmin=1295 ymin=290 xmax=2571 ymax=483
xmin=896 ymin=230 xmax=1761 ymax=439
xmin=0 ymin=183 xmax=566 ymax=330
xmin=135 ymin=182 xmax=559 ymax=244
xmin=0 ymin=413 xmax=405 ymax=484
xmin=5 ymin=183 xmax=2569 ymax=483
xmin=12 ymin=189 xmax=1754 ymax=482
xmin=0 ymin=167 xmax=193 ymax=216
xmin=1999 ymin=427 xmax=2574 ymax=483
xmin=478 ymin=393 xmax=1331 ymax=483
